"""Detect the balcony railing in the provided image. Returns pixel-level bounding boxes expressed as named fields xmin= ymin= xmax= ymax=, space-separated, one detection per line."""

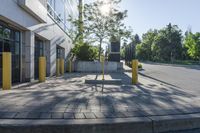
xmin=47 ymin=2 xmax=69 ymax=32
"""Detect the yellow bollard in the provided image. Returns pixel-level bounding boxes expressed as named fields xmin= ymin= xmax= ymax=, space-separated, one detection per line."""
xmin=101 ymin=56 xmax=105 ymax=80
xmin=2 ymin=52 xmax=12 ymax=90
xmin=69 ymin=60 xmax=72 ymax=73
xmin=56 ymin=59 xmax=60 ymax=76
xmin=132 ymin=60 xmax=138 ymax=84
xmin=60 ymin=59 xmax=64 ymax=75
xmin=39 ymin=57 xmax=46 ymax=82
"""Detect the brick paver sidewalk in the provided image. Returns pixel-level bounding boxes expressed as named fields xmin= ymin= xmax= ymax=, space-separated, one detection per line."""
xmin=0 ymin=70 xmax=200 ymax=120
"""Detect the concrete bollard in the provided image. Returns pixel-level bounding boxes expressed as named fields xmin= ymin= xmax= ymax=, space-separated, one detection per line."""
xmin=56 ymin=59 xmax=60 ymax=76
xmin=132 ymin=59 xmax=138 ymax=85
xmin=2 ymin=52 xmax=12 ymax=90
xmin=60 ymin=59 xmax=64 ymax=75
xmin=39 ymin=57 xmax=46 ymax=82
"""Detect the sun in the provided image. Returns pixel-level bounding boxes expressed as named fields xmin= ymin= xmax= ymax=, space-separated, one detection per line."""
xmin=99 ymin=3 xmax=111 ymax=16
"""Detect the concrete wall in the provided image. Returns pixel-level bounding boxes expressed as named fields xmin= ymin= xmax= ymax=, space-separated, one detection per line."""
xmin=74 ymin=61 xmax=123 ymax=72
xmin=0 ymin=0 xmax=74 ymax=81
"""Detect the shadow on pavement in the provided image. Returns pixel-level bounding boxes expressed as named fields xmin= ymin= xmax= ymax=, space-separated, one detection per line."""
xmin=0 ymin=71 xmax=198 ymax=120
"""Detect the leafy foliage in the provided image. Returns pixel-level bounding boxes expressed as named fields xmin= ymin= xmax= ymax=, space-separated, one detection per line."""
xmin=83 ymin=0 xmax=132 ymax=60
xmin=184 ymin=32 xmax=200 ymax=60
xmin=136 ymin=30 xmax=157 ymax=60
xmin=72 ymin=43 xmax=98 ymax=61
xmin=135 ymin=23 xmax=183 ymax=62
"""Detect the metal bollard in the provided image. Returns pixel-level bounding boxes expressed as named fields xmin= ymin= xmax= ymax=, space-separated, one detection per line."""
xmin=60 ymin=59 xmax=64 ymax=75
xmin=132 ymin=60 xmax=138 ymax=84
xmin=69 ymin=60 xmax=72 ymax=73
xmin=2 ymin=52 xmax=11 ymax=90
xmin=102 ymin=57 xmax=105 ymax=80
xmin=39 ymin=57 xmax=46 ymax=82
xmin=56 ymin=59 xmax=60 ymax=76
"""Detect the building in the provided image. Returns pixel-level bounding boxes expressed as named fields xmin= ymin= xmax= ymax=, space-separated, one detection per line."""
xmin=0 ymin=0 xmax=78 ymax=85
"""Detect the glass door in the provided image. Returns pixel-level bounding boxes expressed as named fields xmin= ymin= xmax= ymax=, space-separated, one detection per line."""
xmin=0 ymin=39 xmax=2 ymax=85
xmin=0 ymin=22 xmax=21 ymax=86
xmin=34 ymin=37 xmax=44 ymax=79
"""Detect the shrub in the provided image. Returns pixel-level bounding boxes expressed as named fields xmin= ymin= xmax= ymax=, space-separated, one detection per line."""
xmin=72 ymin=43 xmax=98 ymax=61
xmin=138 ymin=63 xmax=142 ymax=69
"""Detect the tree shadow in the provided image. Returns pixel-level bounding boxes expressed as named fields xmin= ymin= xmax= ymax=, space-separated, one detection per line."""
xmin=0 ymin=72 xmax=199 ymax=120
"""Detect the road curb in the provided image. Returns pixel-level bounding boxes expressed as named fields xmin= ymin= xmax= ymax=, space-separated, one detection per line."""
xmin=1 ymin=114 xmax=200 ymax=133
xmin=0 ymin=117 xmax=152 ymax=133
xmin=150 ymin=113 xmax=200 ymax=133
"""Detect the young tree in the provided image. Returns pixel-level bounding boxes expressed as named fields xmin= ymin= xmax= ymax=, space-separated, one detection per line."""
xmin=83 ymin=0 xmax=131 ymax=60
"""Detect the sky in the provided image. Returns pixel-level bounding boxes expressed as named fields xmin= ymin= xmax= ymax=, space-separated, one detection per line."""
xmin=85 ymin=0 xmax=200 ymax=37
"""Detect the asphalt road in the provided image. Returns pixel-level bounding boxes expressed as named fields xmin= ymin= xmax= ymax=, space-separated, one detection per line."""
xmin=139 ymin=62 xmax=200 ymax=94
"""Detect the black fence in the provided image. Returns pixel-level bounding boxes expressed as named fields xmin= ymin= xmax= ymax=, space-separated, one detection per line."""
xmin=125 ymin=42 xmax=136 ymax=66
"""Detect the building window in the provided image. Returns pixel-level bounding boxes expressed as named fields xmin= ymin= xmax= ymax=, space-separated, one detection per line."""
xmin=0 ymin=22 xmax=21 ymax=83
xmin=47 ymin=0 xmax=78 ymax=32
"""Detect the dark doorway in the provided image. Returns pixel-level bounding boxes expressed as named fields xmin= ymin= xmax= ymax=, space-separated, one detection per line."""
xmin=0 ymin=22 xmax=21 ymax=86
xmin=34 ymin=37 xmax=44 ymax=79
xmin=57 ymin=46 xmax=65 ymax=59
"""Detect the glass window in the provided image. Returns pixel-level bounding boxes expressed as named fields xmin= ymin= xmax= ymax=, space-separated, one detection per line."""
xmin=15 ymin=42 xmax=20 ymax=55
xmin=0 ymin=54 xmax=2 ymax=67
xmin=55 ymin=0 xmax=64 ymax=23
xmin=3 ymin=28 xmax=11 ymax=39
xmin=4 ymin=40 xmax=11 ymax=52
xmin=15 ymin=32 xmax=20 ymax=42
xmin=0 ymin=26 xmax=3 ymax=39
xmin=48 ymin=0 xmax=54 ymax=7
xmin=0 ymin=39 xmax=2 ymax=52
xmin=0 ymin=23 xmax=21 ymax=83
xmin=39 ymin=42 xmax=44 ymax=56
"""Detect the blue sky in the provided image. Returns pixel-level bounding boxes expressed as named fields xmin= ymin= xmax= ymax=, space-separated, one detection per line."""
xmin=85 ymin=0 xmax=200 ymax=37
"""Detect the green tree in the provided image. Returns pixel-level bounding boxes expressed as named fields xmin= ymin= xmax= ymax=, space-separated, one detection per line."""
xmin=184 ymin=32 xmax=200 ymax=61
xmin=84 ymin=0 xmax=131 ymax=60
xmin=136 ymin=29 xmax=158 ymax=60
xmin=152 ymin=23 xmax=182 ymax=61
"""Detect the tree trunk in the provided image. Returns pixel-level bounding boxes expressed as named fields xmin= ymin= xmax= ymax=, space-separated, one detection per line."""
xmin=78 ymin=0 xmax=83 ymax=44
xmin=99 ymin=38 xmax=102 ymax=61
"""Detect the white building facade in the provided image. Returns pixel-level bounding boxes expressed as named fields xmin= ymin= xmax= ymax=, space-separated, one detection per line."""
xmin=0 ymin=0 xmax=78 ymax=84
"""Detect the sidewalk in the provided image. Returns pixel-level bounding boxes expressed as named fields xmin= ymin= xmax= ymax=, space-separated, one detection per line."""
xmin=0 ymin=65 xmax=200 ymax=133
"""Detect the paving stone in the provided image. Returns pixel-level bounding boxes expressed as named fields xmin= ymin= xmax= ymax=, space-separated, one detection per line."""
xmin=0 ymin=112 xmax=17 ymax=119
xmin=126 ymin=107 xmax=140 ymax=112
xmin=51 ymin=113 xmax=64 ymax=119
xmin=84 ymin=112 xmax=96 ymax=119
xmin=123 ymin=111 xmax=145 ymax=117
xmin=94 ymin=112 xmax=105 ymax=118
xmin=15 ymin=112 xmax=41 ymax=119
xmin=40 ymin=112 xmax=51 ymax=119
xmin=114 ymin=108 xmax=128 ymax=112
xmin=103 ymin=112 xmax=117 ymax=118
xmin=53 ymin=104 xmax=68 ymax=108
xmin=177 ymin=107 xmax=200 ymax=114
xmin=100 ymin=107 xmax=115 ymax=112
xmin=0 ymin=108 xmax=10 ymax=112
xmin=113 ymin=112 xmax=126 ymax=118
xmin=80 ymin=109 xmax=91 ymax=113
xmin=64 ymin=113 xmax=74 ymax=119
xmin=65 ymin=108 xmax=81 ymax=113
xmin=74 ymin=113 xmax=85 ymax=119
xmin=144 ymin=109 xmax=183 ymax=116
xmin=50 ymin=107 xmax=66 ymax=112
